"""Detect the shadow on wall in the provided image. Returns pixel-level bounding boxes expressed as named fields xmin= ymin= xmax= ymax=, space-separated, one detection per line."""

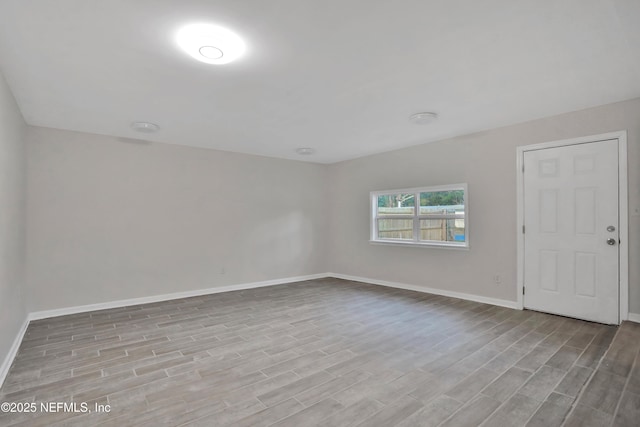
xmin=250 ymin=211 xmax=314 ymax=276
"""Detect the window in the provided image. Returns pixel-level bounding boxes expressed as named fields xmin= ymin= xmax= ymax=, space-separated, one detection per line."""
xmin=370 ymin=184 xmax=468 ymax=248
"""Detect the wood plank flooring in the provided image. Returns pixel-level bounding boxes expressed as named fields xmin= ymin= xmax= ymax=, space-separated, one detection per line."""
xmin=0 ymin=278 xmax=638 ymax=426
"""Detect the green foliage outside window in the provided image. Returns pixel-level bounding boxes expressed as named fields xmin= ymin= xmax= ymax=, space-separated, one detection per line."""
xmin=377 ymin=193 xmax=415 ymax=208
xmin=420 ymin=190 xmax=464 ymax=206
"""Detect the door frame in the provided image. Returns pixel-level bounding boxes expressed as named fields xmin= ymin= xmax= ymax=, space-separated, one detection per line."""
xmin=516 ymin=131 xmax=628 ymax=324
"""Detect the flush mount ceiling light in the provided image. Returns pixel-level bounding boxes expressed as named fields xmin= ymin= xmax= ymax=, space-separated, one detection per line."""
xmin=131 ymin=122 xmax=160 ymax=133
xmin=176 ymin=23 xmax=246 ymax=65
xmin=409 ymin=112 xmax=438 ymax=125
xmin=199 ymin=46 xmax=223 ymax=59
xmin=296 ymin=147 xmax=315 ymax=155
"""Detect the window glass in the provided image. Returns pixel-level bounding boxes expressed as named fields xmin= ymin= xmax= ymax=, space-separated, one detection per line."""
xmin=371 ymin=185 xmax=467 ymax=247
xmin=376 ymin=193 xmax=415 ymax=216
xmin=377 ymin=219 xmax=414 ymax=240
xmin=419 ymin=219 xmax=465 ymax=242
xmin=419 ymin=190 xmax=464 ymax=215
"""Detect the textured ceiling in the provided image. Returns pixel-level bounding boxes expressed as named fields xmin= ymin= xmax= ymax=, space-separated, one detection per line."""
xmin=0 ymin=0 xmax=639 ymax=163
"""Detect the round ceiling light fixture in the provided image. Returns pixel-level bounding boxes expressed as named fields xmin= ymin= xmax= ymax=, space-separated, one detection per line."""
xmin=199 ymin=45 xmax=223 ymax=59
xmin=131 ymin=122 xmax=160 ymax=133
xmin=176 ymin=23 xmax=246 ymax=65
xmin=296 ymin=147 xmax=315 ymax=155
xmin=409 ymin=112 xmax=438 ymax=125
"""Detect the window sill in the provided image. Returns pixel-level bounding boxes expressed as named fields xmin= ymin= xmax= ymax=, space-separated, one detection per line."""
xmin=369 ymin=240 xmax=469 ymax=250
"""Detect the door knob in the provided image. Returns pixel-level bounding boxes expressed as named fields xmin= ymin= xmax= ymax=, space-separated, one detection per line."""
xmin=606 ymin=238 xmax=616 ymax=246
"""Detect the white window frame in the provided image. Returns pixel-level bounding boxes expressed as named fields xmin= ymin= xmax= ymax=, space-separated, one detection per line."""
xmin=370 ymin=183 xmax=469 ymax=249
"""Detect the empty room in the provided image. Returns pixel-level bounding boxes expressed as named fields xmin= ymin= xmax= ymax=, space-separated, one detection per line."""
xmin=1 ymin=1 xmax=639 ymax=426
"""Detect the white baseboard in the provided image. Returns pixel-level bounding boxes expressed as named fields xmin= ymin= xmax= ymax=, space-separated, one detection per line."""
xmin=29 ymin=273 xmax=328 ymax=321
xmin=28 ymin=272 xmax=521 ymax=322
xmin=327 ymin=273 xmax=519 ymax=309
xmin=0 ymin=316 xmax=29 ymax=388
xmin=627 ymin=313 xmax=640 ymax=323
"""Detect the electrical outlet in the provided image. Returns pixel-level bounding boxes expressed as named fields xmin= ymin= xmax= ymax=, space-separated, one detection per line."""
xmin=494 ymin=274 xmax=502 ymax=285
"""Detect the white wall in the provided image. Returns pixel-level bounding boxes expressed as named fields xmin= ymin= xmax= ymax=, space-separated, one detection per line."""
xmin=26 ymin=128 xmax=328 ymax=311
xmin=328 ymin=97 xmax=640 ymax=315
xmin=0 ymin=72 xmax=27 ymax=371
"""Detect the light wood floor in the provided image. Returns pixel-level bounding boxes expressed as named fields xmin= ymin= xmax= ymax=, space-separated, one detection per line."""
xmin=1 ymin=278 xmax=638 ymax=426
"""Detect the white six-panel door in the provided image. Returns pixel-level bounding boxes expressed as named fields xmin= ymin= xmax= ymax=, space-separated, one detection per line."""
xmin=523 ymin=139 xmax=619 ymax=324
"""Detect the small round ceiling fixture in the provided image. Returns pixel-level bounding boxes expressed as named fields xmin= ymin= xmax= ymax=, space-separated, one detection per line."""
xmin=199 ymin=46 xmax=223 ymax=59
xmin=131 ymin=122 xmax=160 ymax=133
xmin=409 ymin=112 xmax=438 ymax=125
xmin=176 ymin=23 xmax=246 ymax=65
xmin=296 ymin=147 xmax=315 ymax=155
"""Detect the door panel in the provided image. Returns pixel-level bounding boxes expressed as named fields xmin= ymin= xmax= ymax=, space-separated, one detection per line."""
xmin=523 ymin=139 xmax=619 ymax=324
xmin=575 ymin=188 xmax=596 ymax=234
